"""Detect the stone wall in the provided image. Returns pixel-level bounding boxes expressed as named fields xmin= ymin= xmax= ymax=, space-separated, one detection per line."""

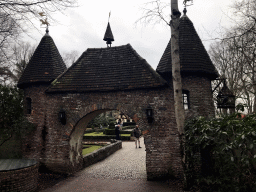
xmin=0 ymin=164 xmax=39 ymax=192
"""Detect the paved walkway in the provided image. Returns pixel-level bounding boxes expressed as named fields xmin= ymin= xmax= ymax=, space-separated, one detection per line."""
xmin=41 ymin=138 xmax=181 ymax=192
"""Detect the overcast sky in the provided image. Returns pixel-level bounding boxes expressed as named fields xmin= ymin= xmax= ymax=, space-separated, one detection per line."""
xmin=24 ymin=0 xmax=234 ymax=69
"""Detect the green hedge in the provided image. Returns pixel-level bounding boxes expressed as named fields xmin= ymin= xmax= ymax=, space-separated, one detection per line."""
xmin=83 ymin=135 xmax=130 ymax=141
xmin=122 ymin=125 xmax=135 ymax=130
xmin=104 ymin=128 xmax=132 ymax=135
xmin=123 ymin=122 xmax=136 ymax=126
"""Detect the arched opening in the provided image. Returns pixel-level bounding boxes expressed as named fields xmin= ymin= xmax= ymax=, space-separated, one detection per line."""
xmin=69 ymin=109 xmax=147 ymax=179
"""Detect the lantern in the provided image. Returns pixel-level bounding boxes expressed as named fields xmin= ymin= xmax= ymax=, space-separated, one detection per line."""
xmin=217 ymin=81 xmax=235 ymax=109
xmin=146 ymin=106 xmax=154 ymax=123
xmin=59 ymin=109 xmax=66 ymax=125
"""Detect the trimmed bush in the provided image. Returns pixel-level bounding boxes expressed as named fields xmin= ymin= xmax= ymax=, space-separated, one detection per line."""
xmin=123 ymin=122 xmax=136 ymax=126
xmin=104 ymin=128 xmax=132 ymax=135
xmin=109 ymin=122 xmax=115 ymax=129
xmin=83 ymin=135 xmax=130 ymax=141
xmin=122 ymin=125 xmax=135 ymax=130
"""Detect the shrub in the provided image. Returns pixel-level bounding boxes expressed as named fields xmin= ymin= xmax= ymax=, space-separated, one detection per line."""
xmin=108 ymin=122 xmax=115 ymax=129
xmin=87 ymin=114 xmax=115 ymax=128
xmin=123 ymin=122 xmax=136 ymax=126
xmin=184 ymin=114 xmax=256 ymax=191
xmin=0 ymin=85 xmax=35 ymax=147
xmin=104 ymin=128 xmax=132 ymax=135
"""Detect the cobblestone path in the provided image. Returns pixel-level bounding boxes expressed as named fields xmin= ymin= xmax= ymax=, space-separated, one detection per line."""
xmin=81 ymin=138 xmax=146 ymax=180
xmin=41 ymin=138 xmax=180 ymax=192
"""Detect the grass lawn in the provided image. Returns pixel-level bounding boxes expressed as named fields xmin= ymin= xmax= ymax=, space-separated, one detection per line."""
xmin=84 ymin=132 xmax=130 ymax=137
xmin=82 ymin=145 xmax=102 ymax=155
xmin=84 ymin=132 xmax=104 ymax=136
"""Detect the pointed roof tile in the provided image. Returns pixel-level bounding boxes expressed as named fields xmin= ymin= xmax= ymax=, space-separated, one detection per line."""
xmin=17 ymin=34 xmax=67 ymax=88
xmin=156 ymin=14 xmax=218 ymax=80
xmin=46 ymin=44 xmax=167 ymax=93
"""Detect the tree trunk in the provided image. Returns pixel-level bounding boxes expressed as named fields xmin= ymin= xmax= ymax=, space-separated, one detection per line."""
xmin=253 ymin=62 xmax=256 ymax=113
xmin=171 ymin=0 xmax=185 ymax=135
xmin=171 ymin=0 xmax=186 ymax=184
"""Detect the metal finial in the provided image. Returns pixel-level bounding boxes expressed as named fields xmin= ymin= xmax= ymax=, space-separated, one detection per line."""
xmin=46 ymin=25 xmax=49 ymax=34
xmin=108 ymin=11 xmax=111 ymax=22
xmin=183 ymin=8 xmax=187 ymax=15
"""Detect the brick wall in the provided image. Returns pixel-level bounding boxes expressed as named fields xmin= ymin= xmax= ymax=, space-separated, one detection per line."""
xmin=22 ymin=85 xmax=184 ymax=180
xmin=21 ymin=75 xmax=215 ymax=180
xmin=182 ymin=76 xmax=215 ymax=119
xmin=0 ymin=164 xmax=39 ymax=192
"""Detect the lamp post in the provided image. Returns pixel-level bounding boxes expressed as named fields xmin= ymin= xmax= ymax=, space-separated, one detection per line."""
xmin=217 ymin=81 xmax=236 ymax=114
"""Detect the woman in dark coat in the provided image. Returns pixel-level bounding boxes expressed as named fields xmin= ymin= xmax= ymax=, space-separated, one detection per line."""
xmin=115 ymin=124 xmax=121 ymax=140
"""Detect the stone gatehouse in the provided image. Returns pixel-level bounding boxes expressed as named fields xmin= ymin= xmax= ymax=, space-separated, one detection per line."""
xmin=17 ymin=11 xmax=218 ymax=180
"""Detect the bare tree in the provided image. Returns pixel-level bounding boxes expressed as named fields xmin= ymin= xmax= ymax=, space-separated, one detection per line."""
xmin=0 ymin=12 xmax=20 ymax=84
xmin=209 ymin=0 xmax=256 ymax=114
xmin=0 ymin=42 xmax=35 ymax=85
xmin=12 ymin=42 xmax=35 ymax=80
xmin=62 ymin=50 xmax=79 ymax=68
xmin=0 ymin=0 xmax=78 ymax=85
xmin=0 ymin=1 xmax=77 ymax=27
xmin=137 ymin=0 xmax=189 ymax=134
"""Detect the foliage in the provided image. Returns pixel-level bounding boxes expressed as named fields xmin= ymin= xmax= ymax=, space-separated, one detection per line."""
xmin=104 ymin=128 xmax=132 ymax=135
xmin=83 ymin=132 xmax=131 ymax=141
xmin=123 ymin=122 xmax=136 ymax=127
xmin=184 ymin=114 xmax=256 ymax=191
xmin=84 ymin=132 xmax=131 ymax=137
xmin=108 ymin=122 xmax=115 ymax=129
xmin=87 ymin=114 xmax=116 ymax=129
xmin=0 ymin=85 xmax=35 ymax=147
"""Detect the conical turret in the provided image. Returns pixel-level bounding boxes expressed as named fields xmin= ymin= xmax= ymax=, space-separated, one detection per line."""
xmin=156 ymin=11 xmax=218 ymax=80
xmin=17 ymin=30 xmax=67 ymax=88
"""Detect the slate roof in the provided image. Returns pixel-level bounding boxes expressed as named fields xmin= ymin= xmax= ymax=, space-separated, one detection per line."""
xmin=103 ymin=22 xmax=114 ymax=44
xmin=46 ymin=44 xmax=167 ymax=93
xmin=17 ymin=33 xmax=67 ymax=88
xmin=156 ymin=14 xmax=218 ymax=80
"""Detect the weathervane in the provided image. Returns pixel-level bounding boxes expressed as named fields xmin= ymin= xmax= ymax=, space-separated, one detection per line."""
xmin=183 ymin=0 xmax=193 ymax=7
xmin=183 ymin=0 xmax=193 ymax=15
xmin=39 ymin=12 xmax=50 ymax=35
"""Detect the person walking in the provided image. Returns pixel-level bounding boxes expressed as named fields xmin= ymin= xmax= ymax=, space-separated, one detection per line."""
xmin=133 ymin=125 xmax=141 ymax=148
